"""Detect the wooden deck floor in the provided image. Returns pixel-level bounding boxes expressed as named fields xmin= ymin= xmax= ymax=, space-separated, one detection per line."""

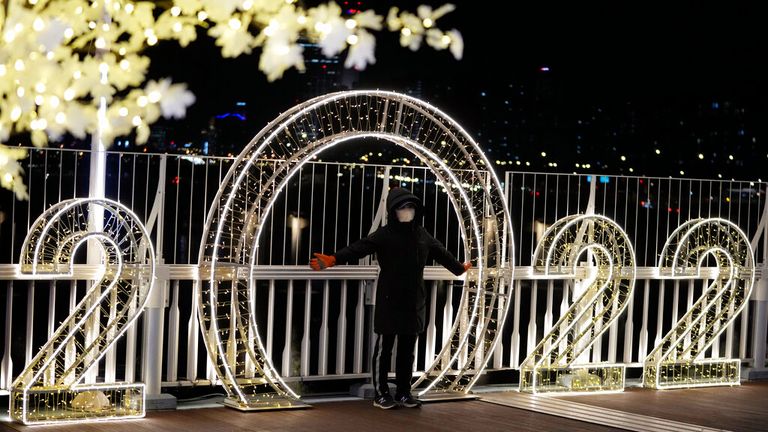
xmin=1 ymin=382 xmax=765 ymax=432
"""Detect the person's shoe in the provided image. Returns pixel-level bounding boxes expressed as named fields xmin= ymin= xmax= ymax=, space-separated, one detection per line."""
xmin=395 ymin=393 xmax=422 ymax=408
xmin=373 ymin=394 xmax=397 ymax=410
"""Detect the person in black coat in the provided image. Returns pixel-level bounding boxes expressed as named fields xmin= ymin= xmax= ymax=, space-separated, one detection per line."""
xmin=310 ymin=188 xmax=471 ymax=409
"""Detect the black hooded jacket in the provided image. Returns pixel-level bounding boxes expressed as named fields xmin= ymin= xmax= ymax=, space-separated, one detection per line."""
xmin=333 ymin=188 xmax=466 ymax=334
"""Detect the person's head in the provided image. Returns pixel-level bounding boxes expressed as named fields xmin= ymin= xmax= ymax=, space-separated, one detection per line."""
xmin=395 ymin=201 xmax=417 ymax=222
xmin=386 ymin=188 xmax=422 ymax=224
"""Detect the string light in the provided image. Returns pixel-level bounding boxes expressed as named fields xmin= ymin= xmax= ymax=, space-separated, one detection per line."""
xmin=199 ymin=91 xmax=514 ymax=406
xmin=644 ymin=218 xmax=754 ymax=389
xmin=519 ymin=214 xmax=636 ymax=394
xmin=12 ymin=199 xmax=155 ymax=424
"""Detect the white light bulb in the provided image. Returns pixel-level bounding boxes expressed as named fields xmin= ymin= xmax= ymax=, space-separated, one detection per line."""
xmin=2 ymin=30 xmax=15 ymax=43
xmin=229 ymin=18 xmax=242 ymax=30
xmin=119 ymin=107 xmax=129 ymax=116
xmin=33 ymin=18 xmax=45 ymax=32
xmin=197 ymin=11 xmax=208 ymax=21
xmin=346 ymin=34 xmax=358 ymax=45
xmin=401 ymin=28 xmax=412 ymax=36
xmin=148 ymin=91 xmax=161 ymax=103
xmin=345 ymin=19 xmax=357 ymax=29
xmin=120 ymin=59 xmax=130 ymax=70
xmin=173 ymin=22 xmax=183 ymax=33
xmin=14 ymin=59 xmax=25 ymax=71
xmin=10 ymin=106 xmax=22 ymax=121
xmin=31 ymin=118 xmax=48 ymax=130
xmin=16 ymin=87 xmax=25 ymax=97
xmin=137 ymin=96 xmax=148 ymax=107
xmin=0 ymin=65 xmax=6 ymax=76
xmin=64 ymin=88 xmax=76 ymax=101
xmin=95 ymin=37 xmax=106 ymax=49
xmin=55 ymin=112 xmax=66 ymax=124
xmin=423 ymin=18 xmax=433 ymax=28
xmin=132 ymin=115 xmax=142 ymax=126
xmin=171 ymin=6 xmax=181 ymax=16
xmin=49 ymin=96 xmax=60 ymax=108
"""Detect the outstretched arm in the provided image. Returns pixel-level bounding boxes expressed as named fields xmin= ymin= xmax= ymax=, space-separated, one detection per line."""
xmin=427 ymin=234 xmax=470 ymax=276
xmin=310 ymin=230 xmax=382 ymax=270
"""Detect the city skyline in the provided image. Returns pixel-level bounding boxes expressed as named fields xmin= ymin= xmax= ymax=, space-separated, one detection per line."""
xmin=76 ymin=2 xmax=768 ymax=181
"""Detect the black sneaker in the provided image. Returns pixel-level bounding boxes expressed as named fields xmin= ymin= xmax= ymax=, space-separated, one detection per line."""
xmin=373 ymin=394 xmax=397 ymax=410
xmin=395 ymin=394 xmax=422 ymax=408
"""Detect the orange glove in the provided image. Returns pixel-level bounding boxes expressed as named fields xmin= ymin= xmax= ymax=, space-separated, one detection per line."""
xmin=463 ymin=262 xmax=472 ymax=273
xmin=310 ymin=253 xmax=336 ymax=271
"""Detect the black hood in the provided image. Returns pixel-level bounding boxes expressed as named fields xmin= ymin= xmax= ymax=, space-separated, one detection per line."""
xmin=386 ymin=188 xmax=422 ymax=224
xmin=386 ymin=188 xmax=422 ymax=212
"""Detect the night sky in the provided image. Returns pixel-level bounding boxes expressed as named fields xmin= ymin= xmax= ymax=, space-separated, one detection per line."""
xmin=149 ymin=1 xmax=768 ymax=179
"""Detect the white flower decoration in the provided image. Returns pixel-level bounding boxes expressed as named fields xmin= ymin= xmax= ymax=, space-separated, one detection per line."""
xmin=259 ymin=40 xmax=305 ymax=81
xmin=0 ymin=1 xmax=462 ymax=199
xmin=345 ymin=30 xmax=376 ymax=70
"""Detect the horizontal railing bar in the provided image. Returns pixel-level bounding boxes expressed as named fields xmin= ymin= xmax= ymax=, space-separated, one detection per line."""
xmin=1 ymin=264 xmax=760 ymax=281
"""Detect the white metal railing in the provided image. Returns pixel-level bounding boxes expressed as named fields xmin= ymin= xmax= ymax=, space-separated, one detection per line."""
xmin=0 ymin=147 xmax=766 ymax=395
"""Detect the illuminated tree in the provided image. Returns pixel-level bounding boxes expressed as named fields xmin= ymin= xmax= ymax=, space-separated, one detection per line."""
xmin=0 ymin=0 xmax=462 ymax=199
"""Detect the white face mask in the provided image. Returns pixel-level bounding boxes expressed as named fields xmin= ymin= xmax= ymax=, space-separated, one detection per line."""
xmin=396 ymin=207 xmax=416 ymax=222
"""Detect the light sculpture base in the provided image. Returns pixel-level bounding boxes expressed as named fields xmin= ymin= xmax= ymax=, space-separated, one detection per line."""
xmin=417 ymin=391 xmax=480 ymax=403
xmin=644 ymin=359 xmax=740 ymax=389
xmin=223 ymin=395 xmax=310 ymax=411
xmin=10 ymin=383 xmax=145 ymax=425
xmin=520 ymin=364 xmax=625 ymax=394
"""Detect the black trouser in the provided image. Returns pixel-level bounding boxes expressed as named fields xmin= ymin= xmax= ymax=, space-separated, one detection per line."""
xmin=371 ymin=333 xmax=418 ymax=397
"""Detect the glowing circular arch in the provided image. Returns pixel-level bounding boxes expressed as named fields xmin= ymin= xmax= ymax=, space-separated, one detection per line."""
xmin=197 ymin=90 xmax=514 ymax=408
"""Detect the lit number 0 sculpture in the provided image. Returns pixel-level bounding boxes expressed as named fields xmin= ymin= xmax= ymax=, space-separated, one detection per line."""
xmin=10 ymin=199 xmax=156 ymax=425
xmin=519 ymin=215 xmax=636 ymax=394
xmin=644 ymin=218 xmax=755 ymax=389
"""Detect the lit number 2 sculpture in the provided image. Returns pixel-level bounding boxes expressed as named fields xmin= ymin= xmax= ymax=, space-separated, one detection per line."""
xmin=644 ymin=218 xmax=755 ymax=389
xmin=10 ymin=198 xmax=156 ymax=425
xmin=519 ymin=215 xmax=636 ymax=394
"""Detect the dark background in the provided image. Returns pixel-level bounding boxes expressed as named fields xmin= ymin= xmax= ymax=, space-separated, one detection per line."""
xmin=121 ymin=1 xmax=768 ymax=179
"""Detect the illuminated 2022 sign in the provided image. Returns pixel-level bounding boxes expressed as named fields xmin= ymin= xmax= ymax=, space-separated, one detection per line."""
xmin=519 ymin=216 xmax=754 ymax=394
xmin=11 ymin=199 xmax=155 ymax=425
xmin=8 ymin=91 xmax=757 ymax=424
